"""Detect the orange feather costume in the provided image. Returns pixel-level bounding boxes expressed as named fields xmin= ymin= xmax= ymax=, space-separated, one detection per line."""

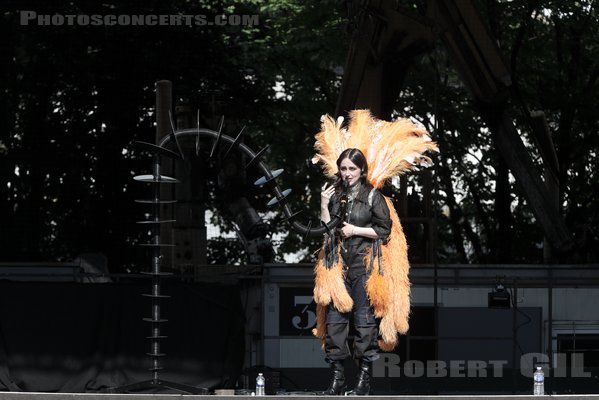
xmin=311 ymin=109 xmax=437 ymax=351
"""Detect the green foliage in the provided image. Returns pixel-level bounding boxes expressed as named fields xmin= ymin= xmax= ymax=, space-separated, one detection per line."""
xmin=0 ymin=0 xmax=348 ymax=268
xmin=401 ymin=0 xmax=598 ymax=262
xmin=1 ymin=0 xmax=596 ymax=270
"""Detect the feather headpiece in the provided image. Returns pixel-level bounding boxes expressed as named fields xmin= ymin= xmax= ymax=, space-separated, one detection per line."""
xmin=312 ymin=109 xmax=438 ymax=188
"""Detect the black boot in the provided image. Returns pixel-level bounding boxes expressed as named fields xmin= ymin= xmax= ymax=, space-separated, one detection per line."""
xmin=323 ymin=361 xmax=346 ymax=395
xmin=347 ymin=360 xmax=371 ymax=395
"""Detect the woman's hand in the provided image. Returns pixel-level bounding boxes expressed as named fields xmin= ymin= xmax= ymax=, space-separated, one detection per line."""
xmin=321 ymin=182 xmax=335 ymax=208
xmin=339 ymin=222 xmax=357 ymax=238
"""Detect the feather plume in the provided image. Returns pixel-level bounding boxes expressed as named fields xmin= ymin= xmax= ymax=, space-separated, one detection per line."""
xmin=313 ymin=109 xmax=437 ymax=188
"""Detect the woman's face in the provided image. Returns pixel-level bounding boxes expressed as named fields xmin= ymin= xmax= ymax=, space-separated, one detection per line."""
xmin=339 ymin=157 xmax=361 ymax=186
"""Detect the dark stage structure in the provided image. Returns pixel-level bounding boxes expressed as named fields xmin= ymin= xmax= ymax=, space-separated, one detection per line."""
xmin=0 ymin=278 xmax=244 ymax=393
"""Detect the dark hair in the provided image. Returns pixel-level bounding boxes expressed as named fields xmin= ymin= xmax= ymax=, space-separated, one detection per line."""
xmin=334 ymin=148 xmax=370 ymax=189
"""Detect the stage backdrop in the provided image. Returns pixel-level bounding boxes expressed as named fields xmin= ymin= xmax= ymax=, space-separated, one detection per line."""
xmin=0 ymin=280 xmax=245 ymax=393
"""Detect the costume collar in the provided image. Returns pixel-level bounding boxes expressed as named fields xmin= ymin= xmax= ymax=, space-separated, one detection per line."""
xmin=352 ymin=183 xmax=371 ymax=204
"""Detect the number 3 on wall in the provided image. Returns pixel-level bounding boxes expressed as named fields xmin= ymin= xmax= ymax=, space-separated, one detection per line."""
xmin=291 ymin=295 xmax=316 ymax=330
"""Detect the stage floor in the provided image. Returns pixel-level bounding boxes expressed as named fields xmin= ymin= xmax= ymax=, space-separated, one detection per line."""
xmin=1 ymin=394 xmax=599 ymax=400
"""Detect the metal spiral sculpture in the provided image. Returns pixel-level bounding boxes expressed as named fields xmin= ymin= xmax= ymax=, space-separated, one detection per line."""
xmin=153 ymin=122 xmax=345 ymax=238
xmin=124 ymin=117 xmax=341 ymax=393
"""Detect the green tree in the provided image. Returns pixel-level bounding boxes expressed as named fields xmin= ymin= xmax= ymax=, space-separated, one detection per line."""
xmin=397 ymin=0 xmax=598 ymax=263
xmin=0 ymin=0 xmax=349 ymax=269
xmin=1 ymin=0 xmax=597 ymax=270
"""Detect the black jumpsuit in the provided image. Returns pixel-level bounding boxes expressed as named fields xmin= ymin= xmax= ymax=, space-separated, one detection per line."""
xmin=325 ymin=183 xmax=392 ymax=363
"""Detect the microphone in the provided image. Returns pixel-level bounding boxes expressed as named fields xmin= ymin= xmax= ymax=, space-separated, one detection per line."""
xmin=339 ymin=180 xmax=349 ymax=207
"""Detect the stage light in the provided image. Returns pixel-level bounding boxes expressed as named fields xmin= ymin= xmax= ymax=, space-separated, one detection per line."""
xmin=488 ymin=283 xmax=511 ymax=308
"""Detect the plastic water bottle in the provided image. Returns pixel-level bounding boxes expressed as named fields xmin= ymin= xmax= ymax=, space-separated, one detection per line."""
xmin=533 ymin=366 xmax=544 ymax=395
xmin=256 ymin=372 xmax=265 ymax=396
